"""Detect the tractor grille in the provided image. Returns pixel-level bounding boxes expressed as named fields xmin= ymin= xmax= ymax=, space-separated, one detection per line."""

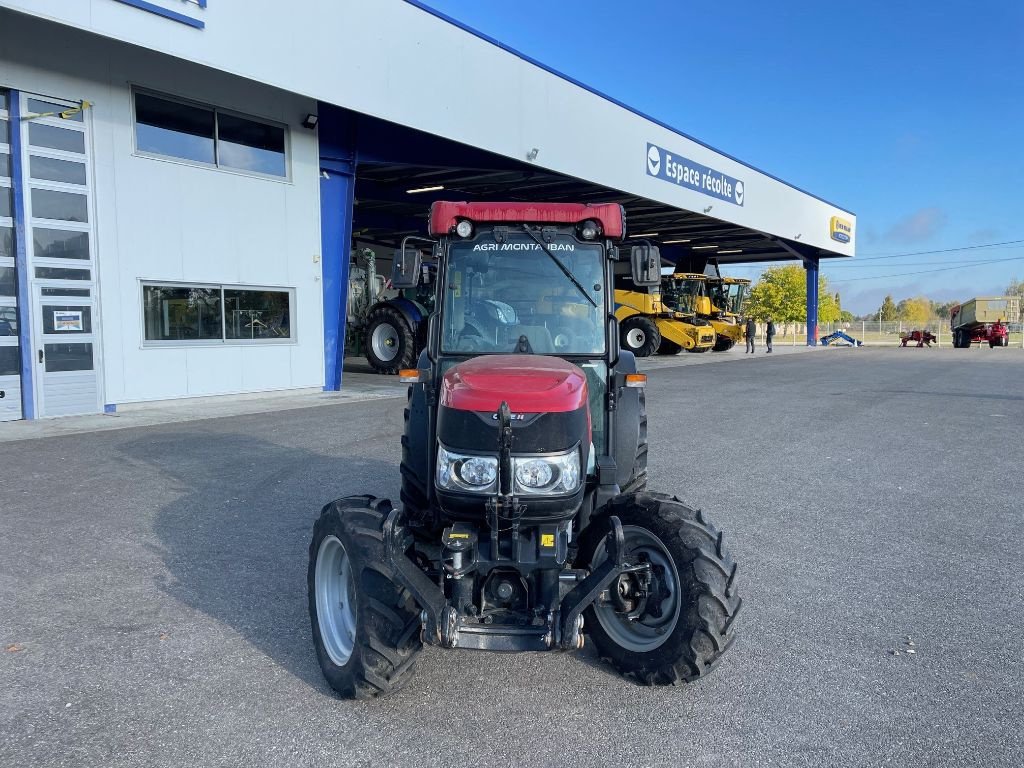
xmin=700 ymin=334 xmax=714 ymax=344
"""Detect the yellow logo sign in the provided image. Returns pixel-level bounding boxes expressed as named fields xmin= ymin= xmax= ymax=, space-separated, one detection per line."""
xmin=541 ymin=534 xmax=555 ymax=548
xmin=830 ymin=216 xmax=853 ymax=244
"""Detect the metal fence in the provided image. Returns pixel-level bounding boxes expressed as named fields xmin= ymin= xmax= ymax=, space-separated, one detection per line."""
xmin=752 ymin=321 xmax=1024 ymax=347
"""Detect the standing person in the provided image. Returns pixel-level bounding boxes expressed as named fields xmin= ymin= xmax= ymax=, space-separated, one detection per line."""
xmin=766 ymin=317 xmax=776 ymax=353
xmin=745 ymin=317 xmax=756 ymax=354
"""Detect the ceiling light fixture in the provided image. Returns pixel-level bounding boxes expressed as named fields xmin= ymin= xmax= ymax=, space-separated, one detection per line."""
xmin=692 ymin=245 xmax=719 ymax=250
xmin=632 ymin=232 xmax=659 ymax=238
xmin=406 ymin=185 xmax=445 ymax=194
xmin=663 ymin=239 xmax=691 ymax=244
xmin=718 ymin=249 xmax=744 ymax=254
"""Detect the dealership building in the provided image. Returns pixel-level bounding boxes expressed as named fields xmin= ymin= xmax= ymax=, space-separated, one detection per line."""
xmin=0 ymin=0 xmax=855 ymax=421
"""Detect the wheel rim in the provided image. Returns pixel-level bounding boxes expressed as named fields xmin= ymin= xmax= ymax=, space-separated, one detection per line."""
xmin=371 ymin=322 xmax=401 ymax=362
xmin=315 ymin=535 xmax=357 ymax=667
xmin=625 ymin=328 xmax=646 ymax=349
xmin=591 ymin=525 xmax=681 ymax=652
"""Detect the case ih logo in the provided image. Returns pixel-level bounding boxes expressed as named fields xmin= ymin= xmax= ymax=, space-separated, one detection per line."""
xmin=112 ymin=0 xmax=207 ymax=29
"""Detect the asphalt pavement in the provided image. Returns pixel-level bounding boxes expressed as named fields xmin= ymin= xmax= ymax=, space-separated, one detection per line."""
xmin=1 ymin=347 xmax=1022 ymax=767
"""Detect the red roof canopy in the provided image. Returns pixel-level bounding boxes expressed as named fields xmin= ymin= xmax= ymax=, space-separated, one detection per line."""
xmin=428 ymin=201 xmax=625 ymax=240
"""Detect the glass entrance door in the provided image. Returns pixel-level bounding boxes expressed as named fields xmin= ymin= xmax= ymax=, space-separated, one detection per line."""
xmin=32 ymin=284 xmax=100 ymax=416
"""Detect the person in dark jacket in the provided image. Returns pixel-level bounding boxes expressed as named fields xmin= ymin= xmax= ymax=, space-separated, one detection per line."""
xmin=745 ymin=317 xmax=756 ymax=353
xmin=766 ymin=318 xmax=776 ymax=353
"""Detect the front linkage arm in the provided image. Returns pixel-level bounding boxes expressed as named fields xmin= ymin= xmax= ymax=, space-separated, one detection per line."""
xmin=557 ymin=515 xmax=628 ymax=650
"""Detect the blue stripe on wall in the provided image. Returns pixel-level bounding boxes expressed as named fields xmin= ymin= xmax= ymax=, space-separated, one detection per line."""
xmin=9 ymin=91 xmax=35 ymax=419
xmin=111 ymin=0 xmax=205 ymax=29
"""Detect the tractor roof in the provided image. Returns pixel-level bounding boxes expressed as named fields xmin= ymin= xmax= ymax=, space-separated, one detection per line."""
xmin=670 ymin=272 xmax=707 ymax=280
xmin=708 ymin=276 xmax=752 ymax=285
xmin=429 ymin=201 xmax=625 ymax=240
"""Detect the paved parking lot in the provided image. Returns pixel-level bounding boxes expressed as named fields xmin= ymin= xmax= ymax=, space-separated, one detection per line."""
xmin=2 ymin=348 xmax=1022 ymax=767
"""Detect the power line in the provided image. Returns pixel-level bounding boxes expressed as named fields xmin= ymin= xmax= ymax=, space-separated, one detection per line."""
xmin=825 ymin=254 xmax=1024 ymax=269
xmin=828 ymin=255 xmax=1024 ymax=283
xmin=853 ymin=239 xmax=1024 ymax=260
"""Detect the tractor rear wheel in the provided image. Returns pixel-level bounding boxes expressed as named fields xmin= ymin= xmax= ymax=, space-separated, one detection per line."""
xmin=621 ymin=317 xmax=660 ymax=357
xmin=365 ymin=305 xmax=416 ymax=374
xmin=309 ymin=495 xmax=423 ymax=698
xmin=657 ymin=339 xmax=682 ymax=355
xmin=578 ymin=492 xmax=741 ymax=685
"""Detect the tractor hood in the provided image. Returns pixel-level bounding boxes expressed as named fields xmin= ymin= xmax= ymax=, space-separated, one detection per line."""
xmin=440 ymin=356 xmax=588 ymax=415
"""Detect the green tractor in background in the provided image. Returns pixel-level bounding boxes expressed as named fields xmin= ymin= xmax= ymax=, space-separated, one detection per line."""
xmin=346 ymin=248 xmax=436 ymax=373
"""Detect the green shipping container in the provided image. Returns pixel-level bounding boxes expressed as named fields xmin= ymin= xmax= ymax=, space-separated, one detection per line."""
xmin=955 ymin=297 xmax=1021 ymax=328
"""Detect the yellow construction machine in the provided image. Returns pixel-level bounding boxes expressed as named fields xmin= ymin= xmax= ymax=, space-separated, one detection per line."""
xmin=614 ymin=273 xmax=716 ymax=356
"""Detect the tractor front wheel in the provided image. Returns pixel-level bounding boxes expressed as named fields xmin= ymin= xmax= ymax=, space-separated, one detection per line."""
xmin=712 ymin=338 xmax=735 ymax=352
xmin=620 ymin=317 xmax=660 ymax=357
xmin=308 ymin=496 xmax=422 ymax=698
xmin=578 ymin=492 xmax=741 ymax=685
xmin=657 ymin=339 xmax=682 ymax=355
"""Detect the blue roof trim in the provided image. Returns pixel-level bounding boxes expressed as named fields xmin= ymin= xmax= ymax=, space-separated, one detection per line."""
xmin=401 ymin=0 xmax=853 ymax=216
xmin=112 ymin=0 xmax=205 ymax=30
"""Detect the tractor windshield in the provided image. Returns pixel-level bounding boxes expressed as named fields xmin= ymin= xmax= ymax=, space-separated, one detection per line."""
xmin=440 ymin=235 xmax=606 ymax=356
xmin=662 ymin=278 xmax=704 ymax=315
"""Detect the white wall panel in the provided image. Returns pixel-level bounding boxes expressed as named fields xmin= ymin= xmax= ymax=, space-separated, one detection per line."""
xmin=0 ymin=12 xmax=324 ymax=405
xmin=1 ymin=0 xmax=855 ymax=254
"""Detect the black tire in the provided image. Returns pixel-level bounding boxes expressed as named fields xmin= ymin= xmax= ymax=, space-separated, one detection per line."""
xmin=308 ymin=496 xmax=423 ymax=698
xmin=686 ymin=345 xmax=710 ymax=354
xmin=577 ymin=492 xmax=741 ymax=686
xmin=712 ymin=338 xmax=735 ymax=352
xmin=365 ymin=305 xmax=416 ymax=374
xmin=620 ymin=316 xmax=660 ymax=358
xmin=656 ymin=339 xmax=682 ymax=355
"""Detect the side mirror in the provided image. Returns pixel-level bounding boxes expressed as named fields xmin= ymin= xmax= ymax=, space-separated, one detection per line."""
xmin=392 ymin=242 xmax=423 ymax=289
xmin=630 ymin=245 xmax=661 ymax=287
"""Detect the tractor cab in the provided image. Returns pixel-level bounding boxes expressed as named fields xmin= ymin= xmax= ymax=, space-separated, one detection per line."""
xmin=706 ymin=276 xmax=750 ymax=319
xmin=661 ymin=272 xmax=712 ymax=319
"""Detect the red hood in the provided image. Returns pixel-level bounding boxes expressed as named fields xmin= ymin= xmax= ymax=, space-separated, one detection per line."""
xmin=440 ymin=356 xmax=589 ymax=414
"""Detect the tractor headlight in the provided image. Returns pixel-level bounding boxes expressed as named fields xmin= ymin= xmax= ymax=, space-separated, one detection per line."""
xmin=437 ymin=446 xmax=498 ymax=492
xmin=513 ymin=449 xmax=580 ymax=495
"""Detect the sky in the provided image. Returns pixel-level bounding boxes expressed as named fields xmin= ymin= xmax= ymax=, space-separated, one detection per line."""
xmin=419 ymin=0 xmax=1024 ymax=315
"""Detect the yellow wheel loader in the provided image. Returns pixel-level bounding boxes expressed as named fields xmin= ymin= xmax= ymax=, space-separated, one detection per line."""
xmin=614 ymin=274 xmax=716 ymax=357
xmin=702 ymin=276 xmax=751 ymax=352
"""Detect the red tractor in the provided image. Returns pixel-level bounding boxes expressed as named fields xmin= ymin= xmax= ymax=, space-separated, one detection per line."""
xmin=308 ymin=202 xmax=741 ymax=697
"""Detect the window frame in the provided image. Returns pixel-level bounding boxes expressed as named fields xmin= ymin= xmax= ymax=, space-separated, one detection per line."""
xmin=130 ymin=87 xmax=291 ymax=182
xmin=139 ymin=280 xmax=296 ymax=347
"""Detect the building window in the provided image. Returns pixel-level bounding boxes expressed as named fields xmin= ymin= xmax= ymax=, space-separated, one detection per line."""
xmin=132 ymin=90 xmax=288 ymax=179
xmin=142 ymin=283 xmax=293 ymax=343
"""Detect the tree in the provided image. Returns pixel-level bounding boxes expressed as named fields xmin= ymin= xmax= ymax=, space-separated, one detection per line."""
xmin=896 ymin=296 xmax=932 ymax=324
xmin=839 ymin=310 xmax=855 ymax=323
xmin=879 ymin=295 xmax=897 ymax=321
xmin=933 ymin=301 xmax=958 ymax=319
xmin=745 ymin=265 xmax=843 ymax=323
